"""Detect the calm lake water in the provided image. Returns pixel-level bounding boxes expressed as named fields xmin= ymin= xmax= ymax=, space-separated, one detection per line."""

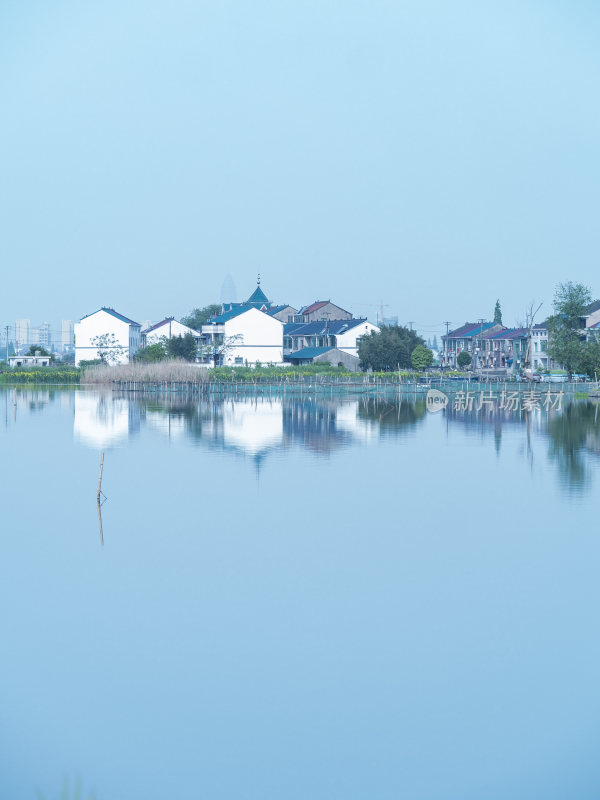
xmin=2 ymin=387 xmax=600 ymax=799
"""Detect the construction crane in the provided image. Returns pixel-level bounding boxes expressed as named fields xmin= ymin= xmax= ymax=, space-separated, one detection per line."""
xmin=350 ymin=302 xmax=391 ymax=326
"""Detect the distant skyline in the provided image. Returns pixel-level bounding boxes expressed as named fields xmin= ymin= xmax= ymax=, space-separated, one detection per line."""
xmin=1 ymin=1 xmax=599 ymax=340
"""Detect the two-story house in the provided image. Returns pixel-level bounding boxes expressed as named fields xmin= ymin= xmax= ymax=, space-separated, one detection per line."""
xmin=141 ymin=318 xmax=201 ymax=347
xmin=283 ymin=318 xmax=379 ymax=368
xmin=442 ymin=322 xmax=503 ymax=368
xmin=200 ymin=306 xmax=284 ymax=366
xmin=480 ymin=328 xmax=528 ymax=371
xmin=74 ymin=308 xmax=141 ymax=366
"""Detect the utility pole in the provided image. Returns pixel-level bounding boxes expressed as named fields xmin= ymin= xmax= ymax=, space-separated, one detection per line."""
xmin=5 ymin=325 xmax=9 ymax=363
xmin=407 ymin=321 xmax=414 ymax=331
xmin=476 ymin=318 xmax=485 ymax=370
xmin=525 ymin=302 xmax=543 ymax=371
xmin=443 ymin=321 xmax=452 ymax=369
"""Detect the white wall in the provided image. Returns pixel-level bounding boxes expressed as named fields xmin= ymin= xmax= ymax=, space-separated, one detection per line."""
xmin=335 ymin=321 xmax=379 ymax=355
xmin=223 ymin=308 xmax=284 ymax=366
xmin=74 ymin=309 xmax=140 ymax=366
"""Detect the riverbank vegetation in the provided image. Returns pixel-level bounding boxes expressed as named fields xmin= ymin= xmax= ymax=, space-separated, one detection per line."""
xmin=81 ymin=360 xmax=464 ymax=385
xmin=0 ymin=360 xmax=468 ymax=387
xmin=0 ymin=366 xmax=80 ymax=383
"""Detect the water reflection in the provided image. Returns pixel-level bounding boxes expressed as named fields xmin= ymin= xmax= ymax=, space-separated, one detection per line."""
xmin=74 ymin=392 xmax=141 ymax=449
xmin=546 ymin=401 xmax=600 ymax=492
xmin=71 ymin=393 xmax=429 ymax=460
xmin=3 ymin=389 xmax=585 ymax=493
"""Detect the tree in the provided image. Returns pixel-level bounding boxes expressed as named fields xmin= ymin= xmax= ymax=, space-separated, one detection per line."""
xmin=181 ymin=305 xmax=221 ymax=330
xmin=411 ymin=344 xmax=434 ymax=370
xmin=90 ymin=334 xmax=126 ymax=365
xmin=166 ymin=333 xmax=197 ymax=361
xmin=547 ymin=282 xmax=592 ymax=375
xmin=493 ymin=299 xmax=503 ymax=325
xmin=358 ymin=325 xmax=424 ymax=371
xmin=27 ymin=345 xmax=53 ymax=360
xmin=135 ymin=342 xmax=167 ymax=363
xmin=432 ymin=335 xmax=438 ymax=351
xmin=457 ymin=351 xmax=472 ymax=369
xmin=197 ymin=333 xmax=243 ymax=366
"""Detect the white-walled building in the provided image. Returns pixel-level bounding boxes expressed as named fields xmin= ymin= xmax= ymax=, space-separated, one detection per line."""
xmin=142 ymin=317 xmax=201 ymax=346
xmin=283 ymin=318 xmax=379 ymax=361
xmin=201 ymin=306 xmax=284 ymax=366
xmin=9 ymin=354 xmax=51 ymax=368
xmin=74 ymin=307 xmax=141 ymax=366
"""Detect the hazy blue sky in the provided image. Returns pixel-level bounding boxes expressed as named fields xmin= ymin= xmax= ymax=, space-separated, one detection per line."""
xmin=1 ymin=0 xmax=599 ymax=338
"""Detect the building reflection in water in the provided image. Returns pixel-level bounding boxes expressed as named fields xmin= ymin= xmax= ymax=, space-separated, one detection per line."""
xmin=74 ymin=392 xmax=141 ymax=449
xmin=71 ymin=391 xmax=600 ymax=492
xmin=445 ymin=400 xmax=600 ymax=494
xmin=72 ymin=393 xmax=426 ymax=459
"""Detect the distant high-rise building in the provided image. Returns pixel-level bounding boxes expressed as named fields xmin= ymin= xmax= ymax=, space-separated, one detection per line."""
xmin=32 ymin=322 xmax=51 ymax=350
xmin=220 ymin=273 xmax=237 ymax=304
xmin=61 ymin=320 xmax=74 ymax=352
xmin=15 ymin=319 xmax=31 ymax=350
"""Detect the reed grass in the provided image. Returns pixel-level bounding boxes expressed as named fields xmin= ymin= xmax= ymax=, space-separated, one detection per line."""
xmin=82 ymin=360 xmax=209 ymax=384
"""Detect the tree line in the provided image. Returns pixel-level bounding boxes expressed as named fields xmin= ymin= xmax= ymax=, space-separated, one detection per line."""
xmin=358 ymin=325 xmax=434 ymax=371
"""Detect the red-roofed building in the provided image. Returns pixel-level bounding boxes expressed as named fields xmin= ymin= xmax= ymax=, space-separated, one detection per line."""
xmin=296 ymin=301 xmax=352 ymax=323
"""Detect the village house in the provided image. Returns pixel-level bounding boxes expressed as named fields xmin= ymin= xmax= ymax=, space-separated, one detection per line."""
xmin=441 ymin=322 xmax=503 ymax=368
xmin=200 ymin=305 xmax=284 ymax=366
xmin=285 ymin=347 xmax=362 ymax=371
xmin=74 ymin=307 xmax=141 ymax=366
xmin=293 ymin=301 xmax=352 ymax=323
xmin=283 ymin=318 xmax=379 ymax=367
xmin=266 ymin=305 xmax=298 ymax=323
xmin=480 ymin=328 xmax=528 ymax=372
xmin=142 ymin=317 xmax=201 ymax=347
xmin=583 ymin=300 xmax=600 ymax=330
xmin=530 ymin=322 xmax=555 ymax=370
xmin=9 ymin=354 xmax=51 ymax=368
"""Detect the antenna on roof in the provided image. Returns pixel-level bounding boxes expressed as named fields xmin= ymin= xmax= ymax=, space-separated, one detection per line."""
xmin=257 ymin=272 xmax=261 ymax=285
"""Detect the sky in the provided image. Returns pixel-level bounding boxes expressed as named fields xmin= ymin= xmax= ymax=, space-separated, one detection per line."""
xmin=1 ymin=0 xmax=599 ymax=341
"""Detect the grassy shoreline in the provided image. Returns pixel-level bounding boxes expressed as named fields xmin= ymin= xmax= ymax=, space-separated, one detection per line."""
xmin=1 ymin=360 xmax=469 ymax=386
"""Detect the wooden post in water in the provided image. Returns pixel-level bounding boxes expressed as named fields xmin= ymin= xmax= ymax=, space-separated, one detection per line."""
xmin=97 ymin=497 xmax=104 ymax=546
xmin=97 ymin=453 xmax=105 ymax=502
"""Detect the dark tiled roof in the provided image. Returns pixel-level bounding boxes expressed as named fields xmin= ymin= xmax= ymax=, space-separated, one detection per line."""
xmin=584 ymin=299 xmax=600 ymax=315
xmin=286 ymin=347 xmax=334 ymax=360
xmin=444 ymin=322 xmax=496 ymax=339
xmin=81 ymin=307 xmax=140 ymax=326
xmin=284 ymin=318 xmax=368 ymax=336
xmin=209 ymin=306 xmax=282 ymax=325
xmin=267 ymin=304 xmax=295 ymax=316
xmin=208 ymin=307 xmax=252 ymax=324
xmin=483 ymin=327 xmax=528 ymax=340
xmin=247 ymin=286 xmax=270 ymax=305
xmin=143 ymin=317 xmax=175 ymax=334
